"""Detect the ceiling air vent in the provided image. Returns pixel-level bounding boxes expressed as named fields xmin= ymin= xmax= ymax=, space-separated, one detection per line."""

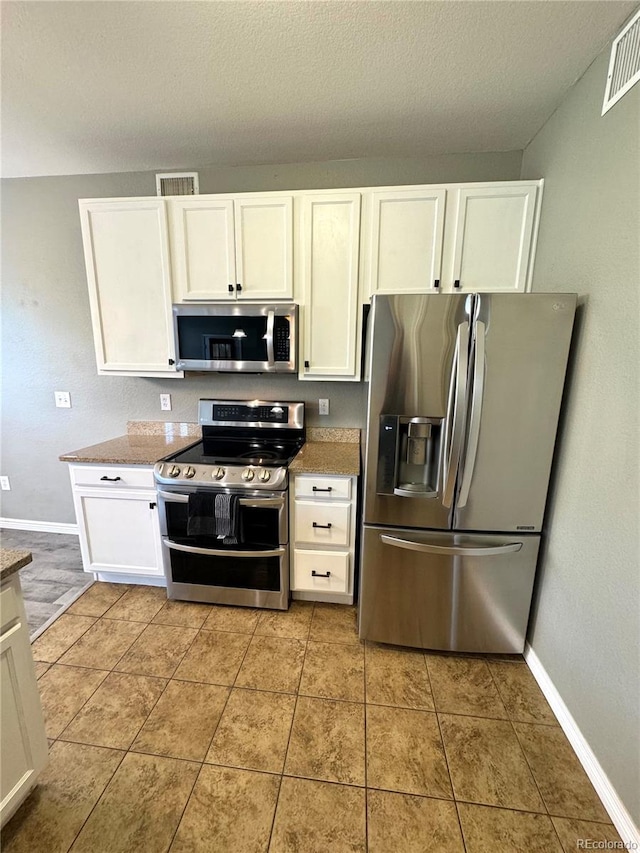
xmin=602 ymin=7 xmax=640 ymax=115
xmin=155 ymin=172 xmax=200 ymax=196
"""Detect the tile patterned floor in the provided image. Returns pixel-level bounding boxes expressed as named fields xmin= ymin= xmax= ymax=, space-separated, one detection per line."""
xmin=0 ymin=529 xmax=89 ymax=634
xmin=4 ymin=583 xmax=621 ymax=853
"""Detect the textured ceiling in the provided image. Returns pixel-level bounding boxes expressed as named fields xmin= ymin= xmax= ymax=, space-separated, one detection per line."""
xmin=1 ymin=0 xmax=636 ymax=178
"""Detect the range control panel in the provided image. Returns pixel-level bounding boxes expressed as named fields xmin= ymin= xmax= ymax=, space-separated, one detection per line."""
xmin=198 ymin=399 xmax=305 ymax=430
xmin=212 ymin=404 xmax=289 ymax=423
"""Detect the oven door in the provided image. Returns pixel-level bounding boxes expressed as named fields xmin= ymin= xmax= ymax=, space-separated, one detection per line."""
xmin=157 ymin=488 xmax=289 ymax=610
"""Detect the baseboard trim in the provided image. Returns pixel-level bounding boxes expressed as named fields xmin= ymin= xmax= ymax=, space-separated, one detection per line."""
xmin=0 ymin=517 xmax=79 ymax=535
xmin=524 ymin=643 xmax=639 ymax=847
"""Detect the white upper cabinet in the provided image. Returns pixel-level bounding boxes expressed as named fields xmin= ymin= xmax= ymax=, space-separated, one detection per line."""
xmin=299 ymin=193 xmax=362 ymax=380
xmin=79 ymin=199 xmax=181 ymax=377
xmin=169 ymin=195 xmax=293 ymax=301
xmin=448 ymin=184 xmax=539 ymax=293
xmin=234 ymin=197 xmax=293 ymax=299
xmin=367 ymin=188 xmax=446 ymax=295
xmin=170 ymin=198 xmax=236 ymax=300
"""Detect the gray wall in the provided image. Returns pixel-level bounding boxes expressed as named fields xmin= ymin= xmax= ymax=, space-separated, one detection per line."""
xmin=1 ymin=151 xmax=522 ymax=523
xmin=522 ymin=50 xmax=639 ymax=823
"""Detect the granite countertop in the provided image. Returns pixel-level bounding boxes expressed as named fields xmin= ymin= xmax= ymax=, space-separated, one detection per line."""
xmin=59 ymin=422 xmax=361 ymax=475
xmin=59 ymin=421 xmax=201 ymax=465
xmin=1 ymin=549 xmax=32 ymax=581
xmin=289 ymin=428 xmax=361 ymax=476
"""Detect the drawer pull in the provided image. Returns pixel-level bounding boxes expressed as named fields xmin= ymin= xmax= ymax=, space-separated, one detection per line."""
xmin=312 ymin=486 xmax=333 ymax=493
xmin=312 ymin=522 xmax=332 ymax=529
xmin=100 ymin=476 xmax=122 ymax=482
xmin=311 ymin=570 xmax=331 ymax=578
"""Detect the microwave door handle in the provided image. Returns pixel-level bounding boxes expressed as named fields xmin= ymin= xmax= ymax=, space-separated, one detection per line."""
xmin=457 ymin=319 xmax=485 ymax=508
xmin=266 ymin=310 xmax=275 ymax=367
xmin=380 ymin=534 xmax=522 ymax=557
xmin=163 ymin=538 xmax=286 ymax=558
xmin=442 ymin=321 xmax=469 ymax=508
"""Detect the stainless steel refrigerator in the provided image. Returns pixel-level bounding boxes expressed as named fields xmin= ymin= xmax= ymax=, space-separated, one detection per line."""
xmin=358 ymin=292 xmax=576 ymax=653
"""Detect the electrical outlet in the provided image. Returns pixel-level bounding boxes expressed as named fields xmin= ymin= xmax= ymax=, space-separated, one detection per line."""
xmin=54 ymin=391 xmax=71 ymax=408
xmin=0 ymin=476 xmax=10 ymax=491
xmin=160 ymin=394 xmax=172 ymax=411
xmin=319 ymin=398 xmax=330 ymax=416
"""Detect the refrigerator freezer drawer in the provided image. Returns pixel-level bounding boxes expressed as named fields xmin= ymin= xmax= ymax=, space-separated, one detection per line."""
xmin=358 ymin=526 xmax=540 ymax=653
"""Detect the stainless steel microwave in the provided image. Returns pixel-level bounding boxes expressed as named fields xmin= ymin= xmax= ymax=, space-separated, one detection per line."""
xmin=173 ymin=303 xmax=297 ymax=372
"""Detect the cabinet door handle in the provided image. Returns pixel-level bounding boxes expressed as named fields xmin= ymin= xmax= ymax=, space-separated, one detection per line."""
xmin=99 ymin=476 xmax=121 ymax=482
xmin=149 ymin=502 xmax=157 ymax=509
xmin=304 ymin=360 xmax=310 ymax=369
xmin=454 ymin=279 xmax=461 ymax=289
xmin=312 ymin=486 xmax=332 ymax=492
xmin=236 ymin=283 xmax=242 ymax=292
xmin=168 ymin=358 xmax=175 ymax=366
xmin=434 ymin=279 xmax=440 ymax=289
xmin=228 ymin=284 xmax=234 ymax=293
xmin=312 ymin=570 xmax=331 ymax=578
xmin=312 ymin=522 xmax=332 ymax=529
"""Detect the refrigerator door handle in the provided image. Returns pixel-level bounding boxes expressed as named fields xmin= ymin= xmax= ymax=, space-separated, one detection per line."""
xmin=457 ymin=319 xmax=486 ymax=508
xmin=442 ymin=321 xmax=469 ymax=508
xmin=380 ymin=534 xmax=523 ymax=557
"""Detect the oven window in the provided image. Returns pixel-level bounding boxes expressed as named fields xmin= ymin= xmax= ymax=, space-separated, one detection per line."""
xmin=165 ymin=502 xmax=280 ymax=548
xmin=169 ymin=549 xmax=281 ymax=592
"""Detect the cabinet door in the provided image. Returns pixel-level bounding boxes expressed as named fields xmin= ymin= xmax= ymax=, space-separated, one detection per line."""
xmin=1 ymin=583 xmax=48 ymax=827
xmin=169 ymin=198 xmax=236 ymax=300
xmin=79 ymin=200 xmax=180 ymax=375
xmin=74 ymin=489 xmax=163 ymax=577
xmin=450 ymin=185 xmax=538 ymax=293
xmin=301 ymin=194 xmax=361 ymax=377
xmin=368 ymin=188 xmax=446 ymax=295
xmin=234 ymin=196 xmax=293 ymax=299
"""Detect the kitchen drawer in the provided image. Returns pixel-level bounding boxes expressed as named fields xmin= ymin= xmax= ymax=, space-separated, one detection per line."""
xmin=294 ymin=475 xmax=352 ymax=501
xmin=294 ymin=501 xmax=351 ymax=547
xmin=70 ymin=464 xmax=155 ymax=490
xmin=0 ymin=582 xmax=21 ymax=635
xmin=293 ymin=549 xmax=349 ymax=593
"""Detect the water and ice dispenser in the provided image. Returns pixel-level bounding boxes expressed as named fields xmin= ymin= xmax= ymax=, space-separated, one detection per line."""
xmin=376 ymin=414 xmax=443 ymax=498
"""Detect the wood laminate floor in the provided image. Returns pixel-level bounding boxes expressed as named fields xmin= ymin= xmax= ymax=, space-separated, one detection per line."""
xmin=0 ymin=529 xmax=90 ymax=634
xmin=4 ymin=585 xmax=621 ymax=853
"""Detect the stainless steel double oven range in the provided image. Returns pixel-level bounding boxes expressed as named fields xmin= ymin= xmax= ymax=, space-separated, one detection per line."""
xmin=155 ymin=400 xmax=305 ymax=610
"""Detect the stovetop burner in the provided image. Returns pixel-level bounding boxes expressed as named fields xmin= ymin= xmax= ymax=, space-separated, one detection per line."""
xmin=154 ymin=399 xmax=305 ymax=491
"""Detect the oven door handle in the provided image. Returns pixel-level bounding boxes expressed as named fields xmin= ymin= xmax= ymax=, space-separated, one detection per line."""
xmin=156 ymin=490 xmax=285 ymax=509
xmin=162 ymin=538 xmax=286 ymax=558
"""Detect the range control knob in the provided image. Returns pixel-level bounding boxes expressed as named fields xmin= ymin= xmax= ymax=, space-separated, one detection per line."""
xmin=258 ymin=468 xmax=271 ymax=483
xmin=184 ymin=466 xmax=196 ymax=479
xmin=168 ymin=465 xmax=181 ymax=478
xmin=242 ymin=468 xmax=255 ymax=482
xmin=212 ymin=467 xmax=225 ymax=481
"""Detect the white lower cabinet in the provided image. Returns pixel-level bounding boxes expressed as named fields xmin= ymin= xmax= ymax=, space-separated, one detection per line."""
xmin=1 ymin=573 xmax=48 ymax=828
xmin=69 ymin=464 xmax=164 ymax=585
xmin=291 ymin=474 xmax=357 ymax=604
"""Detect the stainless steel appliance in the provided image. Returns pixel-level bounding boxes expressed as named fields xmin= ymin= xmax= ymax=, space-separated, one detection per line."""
xmin=359 ymin=292 xmax=577 ymax=653
xmin=155 ymin=400 xmax=305 ymax=609
xmin=173 ymin=303 xmax=297 ymax=372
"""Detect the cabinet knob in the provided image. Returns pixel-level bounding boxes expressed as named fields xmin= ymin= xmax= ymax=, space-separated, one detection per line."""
xmin=228 ymin=284 xmax=234 ymax=293
xmin=149 ymin=502 xmax=157 ymax=509
xmin=304 ymin=360 xmax=310 ymax=369
xmin=434 ymin=279 xmax=440 ymax=289
xmin=236 ymin=283 xmax=242 ymax=292
xmin=168 ymin=358 xmax=175 ymax=366
xmin=454 ymin=279 xmax=461 ymax=289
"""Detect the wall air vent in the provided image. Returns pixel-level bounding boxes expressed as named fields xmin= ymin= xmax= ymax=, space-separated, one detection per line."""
xmin=155 ymin=172 xmax=200 ymax=196
xmin=602 ymin=7 xmax=640 ymax=115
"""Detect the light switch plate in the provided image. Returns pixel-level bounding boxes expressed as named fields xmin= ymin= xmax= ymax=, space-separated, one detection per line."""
xmin=54 ymin=391 xmax=71 ymax=408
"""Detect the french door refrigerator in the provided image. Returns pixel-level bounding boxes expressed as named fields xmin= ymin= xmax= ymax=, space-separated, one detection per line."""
xmin=358 ymin=292 xmax=576 ymax=653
